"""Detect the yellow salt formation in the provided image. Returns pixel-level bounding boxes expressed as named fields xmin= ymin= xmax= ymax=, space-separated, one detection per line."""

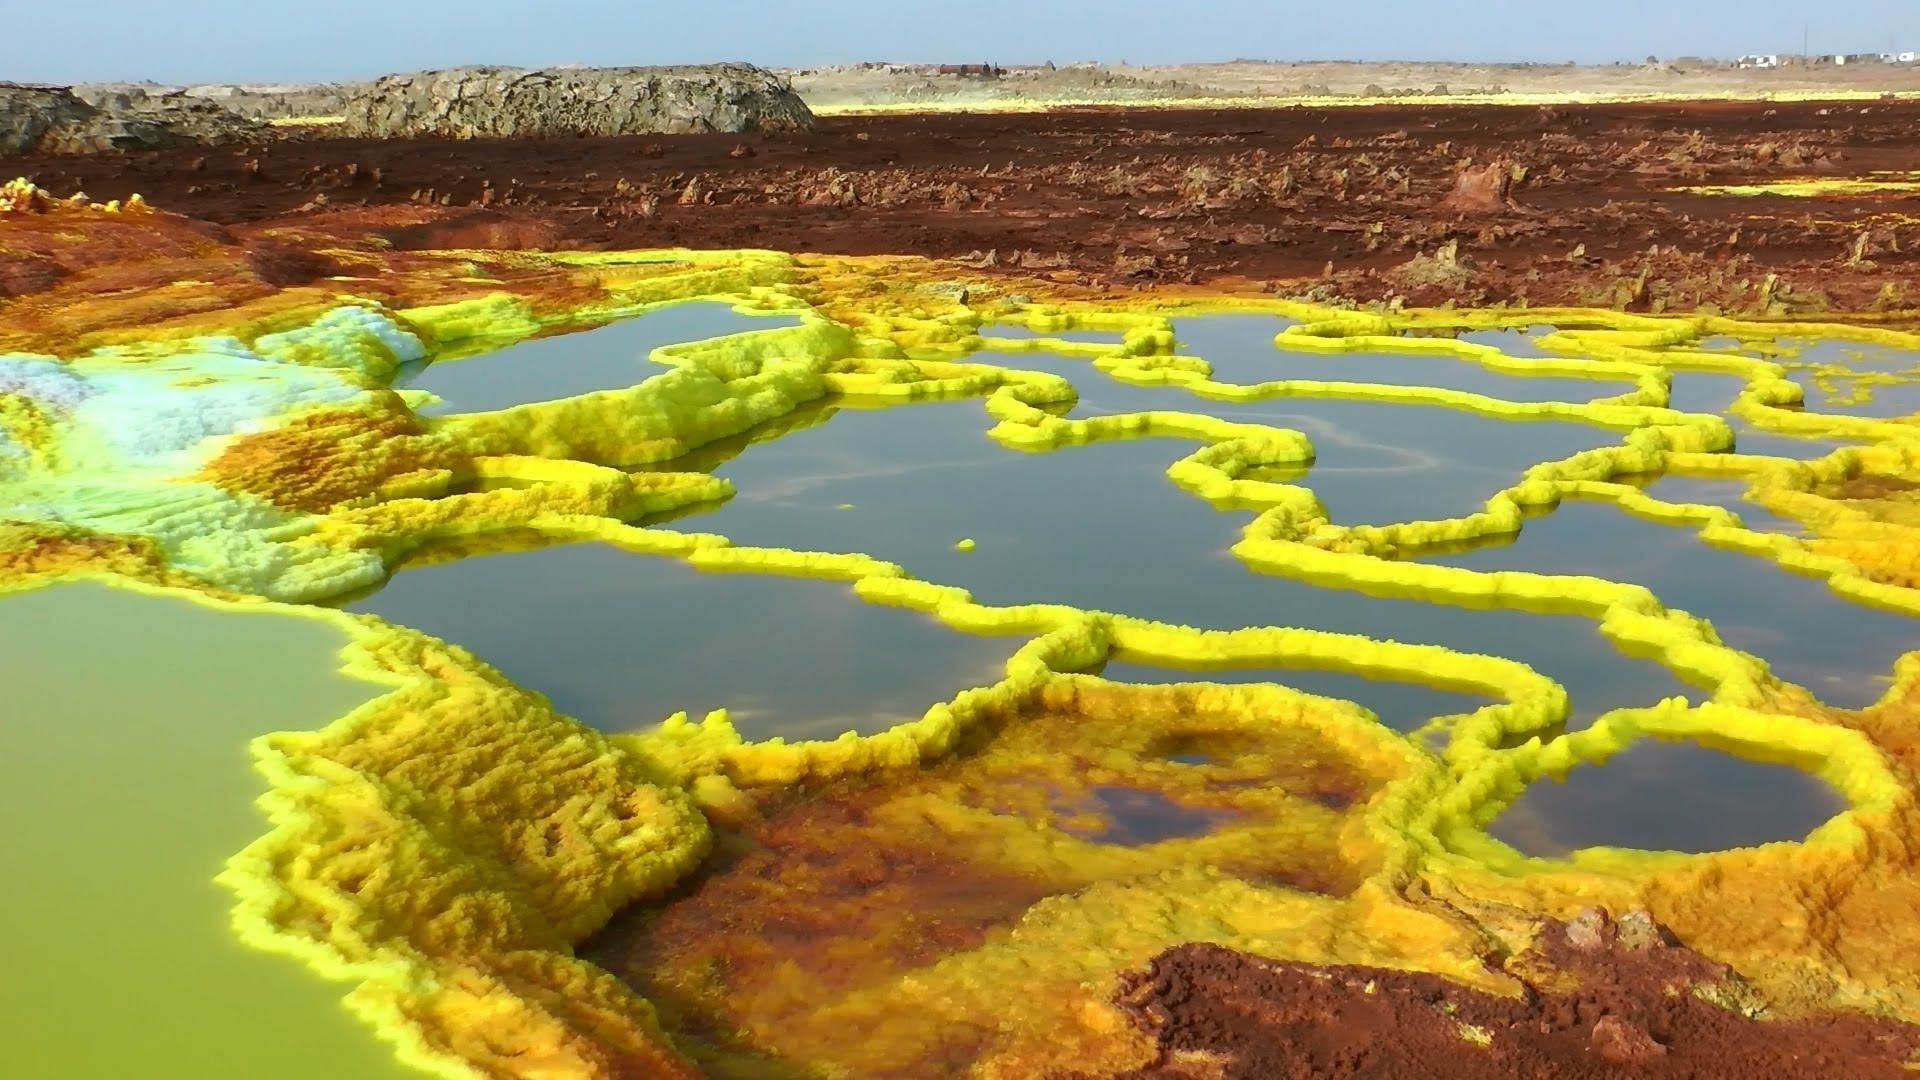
xmin=1673 ymin=173 xmax=1920 ymax=197
xmin=6 ymin=223 xmax=1920 ymax=1076
xmin=0 ymin=176 xmax=151 ymax=213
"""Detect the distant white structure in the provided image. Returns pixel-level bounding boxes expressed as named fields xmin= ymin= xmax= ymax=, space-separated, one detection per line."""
xmin=1900 ymin=51 xmax=1919 ymax=64
xmin=1735 ymin=54 xmax=1780 ymax=69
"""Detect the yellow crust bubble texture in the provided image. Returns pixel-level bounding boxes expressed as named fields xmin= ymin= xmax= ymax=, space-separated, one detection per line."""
xmin=6 ymin=240 xmax=1920 ymax=1077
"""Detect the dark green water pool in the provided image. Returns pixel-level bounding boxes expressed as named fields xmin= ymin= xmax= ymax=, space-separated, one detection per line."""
xmin=674 ymin=397 xmax=1686 ymax=732
xmin=1416 ymin=499 xmax=1908 ymax=709
xmin=981 ymin=347 xmax=1628 ymax=525
xmin=356 ymin=318 xmax=1910 ymax=854
xmin=1666 ymin=371 xmax=1861 ymax=459
xmin=1173 ymin=315 xmax=1631 ymax=402
xmin=1490 ymin=739 xmax=1844 ymax=856
xmin=345 ymin=539 xmax=1015 ymax=740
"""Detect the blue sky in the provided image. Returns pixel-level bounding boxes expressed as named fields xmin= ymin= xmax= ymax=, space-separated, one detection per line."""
xmin=5 ymin=1 xmax=1915 ymax=84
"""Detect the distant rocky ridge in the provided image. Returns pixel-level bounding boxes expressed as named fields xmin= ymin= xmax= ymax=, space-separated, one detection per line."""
xmin=72 ymin=81 xmax=357 ymax=120
xmin=2 ymin=83 xmax=266 ymax=154
xmin=340 ymin=64 xmax=815 ymax=138
xmin=4 ymin=64 xmax=813 ymax=155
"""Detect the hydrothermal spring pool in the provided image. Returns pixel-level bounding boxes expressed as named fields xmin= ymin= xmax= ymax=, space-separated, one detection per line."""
xmin=10 ymin=279 xmax=1920 ymax=1078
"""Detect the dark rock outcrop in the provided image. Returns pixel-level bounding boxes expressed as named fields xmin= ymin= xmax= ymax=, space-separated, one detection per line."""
xmin=339 ymin=64 xmax=816 ymax=139
xmin=2 ymin=84 xmax=164 ymax=153
xmin=82 ymin=88 xmax=269 ymax=146
xmin=2 ymin=83 xmax=265 ymax=154
xmin=74 ymin=82 xmax=359 ymax=121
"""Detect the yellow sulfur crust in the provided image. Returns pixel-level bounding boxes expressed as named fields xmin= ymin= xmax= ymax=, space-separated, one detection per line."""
xmin=6 ymin=232 xmax=1920 ymax=1075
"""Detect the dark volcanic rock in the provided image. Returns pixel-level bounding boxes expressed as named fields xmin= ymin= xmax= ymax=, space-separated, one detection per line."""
xmin=2 ymin=83 xmax=264 ymax=154
xmin=74 ymin=82 xmax=359 ymax=121
xmin=2 ymin=84 xmax=167 ymax=153
xmin=339 ymin=64 xmax=816 ymax=139
xmin=73 ymin=88 xmax=271 ymax=145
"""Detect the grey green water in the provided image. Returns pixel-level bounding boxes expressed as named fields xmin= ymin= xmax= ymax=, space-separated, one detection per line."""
xmin=1667 ymin=371 xmax=1862 ymax=459
xmin=983 ymin=347 xmax=1629 ymax=525
xmin=345 ymin=539 xmax=1014 ymax=740
xmin=369 ymin=315 xmax=1904 ymax=853
xmin=1173 ymin=314 xmax=1303 ymax=351
xmin=0 ymin=583 xmax=417 ymax=1079
xmin=1417 ymin=499 xmax=1910 ymax=709
xmin=979 ymin=324 xmax=1126 ymax=345
xmin=1096 ymin=658 xmax=1488 ymax=735
xmin=1173 ymin=316 xmax=1633 ymax=402
xmin=403 ymin=302 xmax=799 ymax=414
xmin=1458 ymin=326 xmax=1564 ymax=359
xmin=1630 ymin=473 xmax=1807 ymax=535
xmin=1490 ymin=739 xmax=1844 ymax=856
xmin=672 ymin=395 xmax=1687 ymax=734
xmin=1782 ymin=339 xmax=1920 ymax=419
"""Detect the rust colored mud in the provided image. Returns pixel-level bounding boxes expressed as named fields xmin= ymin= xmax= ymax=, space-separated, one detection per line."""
xmin=1101 ymin=914 xmax=1920 ymax=1080
xmin=585 ymin=686 xmax=1394 ymax=1076
xmin=7 ymin=100 xmax=1920 ymax=310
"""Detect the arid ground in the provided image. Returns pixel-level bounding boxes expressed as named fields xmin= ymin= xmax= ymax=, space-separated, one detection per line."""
xmin=789 ymin=58 xmax=1920 ymax=106
xmin=7 ymin=97 xmax=1917 ymax=316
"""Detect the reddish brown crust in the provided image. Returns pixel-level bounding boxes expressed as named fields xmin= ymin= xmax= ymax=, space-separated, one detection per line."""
xmin=1093 ymin=915 xmax=1920 ymax=1080
xmin=6 ymin=99 xmax=1920 ymax=311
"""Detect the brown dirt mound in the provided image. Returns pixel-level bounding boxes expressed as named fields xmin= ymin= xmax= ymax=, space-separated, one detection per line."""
xmin=1099 ymin=912 xmax=1920 ymax=1079
xmin=1439 ymin=159 xmax=1519 ymax=215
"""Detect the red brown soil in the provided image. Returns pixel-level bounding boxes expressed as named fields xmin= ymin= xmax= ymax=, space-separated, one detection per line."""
xmin=581 ymin=690 xmax=1384 ymax=1075
xmin=581 ymin=788 xmax=1070 ymax=1074
xmin=1094 ymin=911 xmax=1920 ymax=1079
xmin=7 ymin=99 xmax=1920 ymax=313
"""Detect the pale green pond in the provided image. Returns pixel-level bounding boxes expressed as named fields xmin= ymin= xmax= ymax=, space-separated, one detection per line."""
xmin=0 ymin=582 xmax=417 ymax=1079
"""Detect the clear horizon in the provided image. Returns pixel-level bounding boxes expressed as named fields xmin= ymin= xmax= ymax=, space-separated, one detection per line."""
xmin=4 ymin=0 xmax=1916 ymax=85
